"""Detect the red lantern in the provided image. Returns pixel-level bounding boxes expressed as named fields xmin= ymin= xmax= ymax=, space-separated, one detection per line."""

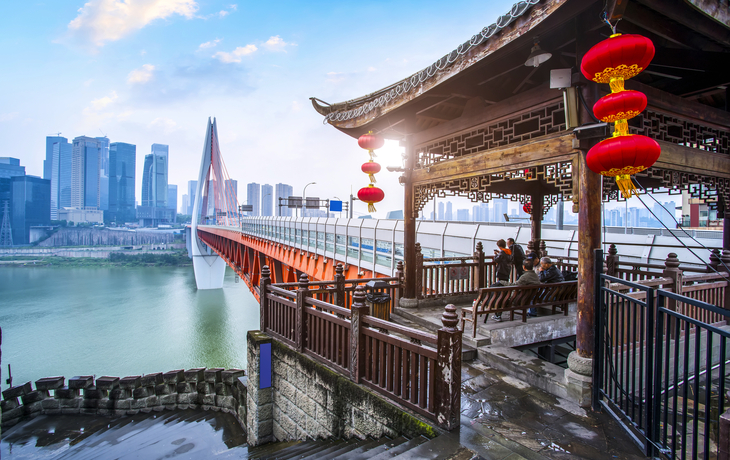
xmin=593 ymin=90 xmax=647 ymax=123
xmin=581 ymin=32 xmax=660 ymax=198
xmin=523 ymin=202 xmax=532 ymax=214
xmin=587 ymin=135 xmax=661 ymax=198
xmin=580 ymin=34 xmax=655 ymax=87
xmin=358 ymin=184 xmax=384 ymax=213
xmin=358 ymin=131 xmax=384 ymax=158
xmin=361 ymin=161 xmax=381 ymax=183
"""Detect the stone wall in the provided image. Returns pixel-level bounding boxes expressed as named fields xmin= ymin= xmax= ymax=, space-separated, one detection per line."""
xmin=246 ymin=331 xmax=437 ymax=447
xmin=1 ymin=368 xmax=246 ymax=430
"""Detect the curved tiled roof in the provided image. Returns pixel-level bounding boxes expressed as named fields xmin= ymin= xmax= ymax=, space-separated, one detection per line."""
xmin=310 ymin=0 xmax=542 ymax=125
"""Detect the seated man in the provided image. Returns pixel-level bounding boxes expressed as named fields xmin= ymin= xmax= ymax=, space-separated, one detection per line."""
xmin=492 ymin=259 xmax=539 ymax=322
xmin=538 ymin=257 xmax=565 ymax=284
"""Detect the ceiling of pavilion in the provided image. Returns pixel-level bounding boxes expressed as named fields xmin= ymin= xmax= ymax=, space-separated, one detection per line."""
xmin=310 ymin=0 xmax=730 ymax=140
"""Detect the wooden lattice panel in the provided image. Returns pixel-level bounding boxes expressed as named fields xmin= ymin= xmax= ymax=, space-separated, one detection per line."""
xmin=412 ymin=161 xmax=574 ymax=217
xmin=603 ymin=167 xmax=730 ymax=216
xmin=416 ymin=101 xmax=566 ymax=167
xmin=629 ymin=110 xmax=729 ymax=155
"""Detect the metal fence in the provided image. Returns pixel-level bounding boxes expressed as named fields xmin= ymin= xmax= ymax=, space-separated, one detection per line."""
xmin=594 ymin=250 xmax=730 ymax=459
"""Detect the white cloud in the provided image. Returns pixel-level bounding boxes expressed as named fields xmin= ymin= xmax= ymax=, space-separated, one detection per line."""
xmin=127 ymin=64 xmax=156 ymax=84
xmin=67 ymin=0 xmax=198 ymax=48
xmin=83 ymin=79 xmax=94 ymax=87
xmin=217 ymin=10 xmax=229 ymax=17
xmin=90 ymin=91 xmax=118 ymax=110
xmin=149 ymin=117 xmax=178 ymax=134
xmin=213 ymin=44 xmax=257 ymax=63
xmin=140 ymin=49 xmax=147 ymax=55
xmin=198 ymin=38 xmax=221 ymax=49
xmin=0 ymin=112 xmax=19 ymax=122
xmin=264 ymin=35 xmax=291 ymax=52
xmin=229 ymin=4 xmax=237 ymax=10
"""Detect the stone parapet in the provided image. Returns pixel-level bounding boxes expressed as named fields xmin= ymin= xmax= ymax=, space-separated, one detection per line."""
xmin=0 ymin=368 xmax=247 ymax=430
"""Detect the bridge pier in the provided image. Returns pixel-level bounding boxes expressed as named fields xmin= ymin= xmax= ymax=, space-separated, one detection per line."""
xmin=192 ymin=253 xmax=227 ymax=290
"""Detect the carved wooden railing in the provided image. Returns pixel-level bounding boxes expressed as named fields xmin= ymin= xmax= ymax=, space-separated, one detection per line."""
xmin=259 ymin=267 xmax=462 ymax=430
xmin=416 ymin=242 xmax=498 ymax=300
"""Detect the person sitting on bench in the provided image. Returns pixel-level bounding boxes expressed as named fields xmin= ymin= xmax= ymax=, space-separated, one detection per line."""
xmin=492 ymin=259 xmax=538 ymax=322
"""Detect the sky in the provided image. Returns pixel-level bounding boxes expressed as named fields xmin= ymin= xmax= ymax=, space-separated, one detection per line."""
xmin=0 ymin=0 xmax=680 ymax=219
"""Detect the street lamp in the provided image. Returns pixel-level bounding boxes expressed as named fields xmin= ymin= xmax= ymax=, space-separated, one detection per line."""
xmin=302 ymin=182 xmax=316 ymax=218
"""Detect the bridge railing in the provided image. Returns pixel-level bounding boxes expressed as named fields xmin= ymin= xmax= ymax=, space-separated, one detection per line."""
xmin=259 ymin=266 xmax=461 ymax=430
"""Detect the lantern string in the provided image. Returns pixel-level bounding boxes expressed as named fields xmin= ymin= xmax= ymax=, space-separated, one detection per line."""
xmin=632 ymin=178 xmax=730 ymax=280
xmin=368 ymin=174 xmax=377 ymax=184
xmin=601 ymin=13 xmax=620 ymax=35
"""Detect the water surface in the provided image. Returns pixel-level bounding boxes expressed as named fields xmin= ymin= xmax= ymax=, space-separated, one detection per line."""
xmin=0 ymin=266 xmax=259 ymax=391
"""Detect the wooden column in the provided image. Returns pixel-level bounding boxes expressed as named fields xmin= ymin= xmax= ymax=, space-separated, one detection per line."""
xmin=530 ymin=192 xmax=543 ymax=254
xmin=334 ymin=263 xmax=345 ymax=308
xmin=295 ymin=273 xmax=310 ymax=352
xmin=576 ymin=82 xmax=601 ymax=362
xmin=403 ymin=134 xmax=417 ymax=300
xmin=435 ymin=305 xmax=461 ymax=430
xmin=350 ymin=286 xmax=368 ymax=383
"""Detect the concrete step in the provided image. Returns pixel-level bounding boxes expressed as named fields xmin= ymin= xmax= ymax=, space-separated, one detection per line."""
xmin=309 ymin=437 xmax=372 ymax=460
xmin=275 ymin=439 xmax=343 ymax=459
xmin=346 ymin=436 xmax=410 ymax=460
xmin=367 ymin=436 xmax=429 ymax=460
xmin=389 ymin=431 xmax=468 ymax=459
xmin=337 ymin=436 xmax=400 ymax=459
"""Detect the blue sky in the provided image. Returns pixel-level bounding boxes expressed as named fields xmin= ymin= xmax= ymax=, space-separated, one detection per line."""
xmin=0 ymin=0 xmax=680 ymax=218
xmin=1 ymin=0 xmax=513 ymax=217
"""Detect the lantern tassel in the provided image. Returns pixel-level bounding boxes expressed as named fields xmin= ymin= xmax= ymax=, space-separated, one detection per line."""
xmin=369 ymin=150 xmax=377 ymax=160
xmin=615 ymin=174 xmax=638 ymax=199
xmin=368 ymin=173 xmax=377 ymax=184
xmin=368 ymin=203 xmax=377 ymax=213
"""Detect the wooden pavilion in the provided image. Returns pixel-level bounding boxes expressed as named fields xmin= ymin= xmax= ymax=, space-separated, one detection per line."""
xmin=311 ymin=0 xmax=730 ymax=381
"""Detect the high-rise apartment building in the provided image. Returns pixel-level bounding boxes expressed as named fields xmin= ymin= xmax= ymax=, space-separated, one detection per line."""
xmin=109 ymin=142 xmax=136 ymax=224
xmin=181 ymin=194 xmax=188 ymax=215
xmin=262 ymin=184 xmax=273 ymax=216
xmin=246 ymin=182 xmax=261 ymax=216
xmin=275 ymin=183 xmax=293 ymax=216
xmin=44 ymin=136 xmax=65 ymax=181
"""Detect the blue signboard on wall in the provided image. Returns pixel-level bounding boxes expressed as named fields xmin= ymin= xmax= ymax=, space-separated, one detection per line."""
xmin=330 ymin=200 xmax=343 ymax=212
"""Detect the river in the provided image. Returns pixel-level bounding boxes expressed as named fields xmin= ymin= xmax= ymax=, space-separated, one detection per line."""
xmin=0 ymin=266 xmax=259 ymax=392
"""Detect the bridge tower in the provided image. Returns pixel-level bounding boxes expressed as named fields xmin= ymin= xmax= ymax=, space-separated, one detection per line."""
xmin=191 ymin=118 xmax=237 ymax=289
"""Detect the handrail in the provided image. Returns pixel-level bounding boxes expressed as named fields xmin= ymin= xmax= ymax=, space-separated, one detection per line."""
xmin=362 ymin=315 xmax=438 ymax=345
xmin=305 ymin=297 xmax=352 ymax=318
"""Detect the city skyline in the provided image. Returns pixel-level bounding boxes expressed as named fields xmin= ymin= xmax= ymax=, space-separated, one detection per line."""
xmin=1 ymin=0 xmax=515 ymax=219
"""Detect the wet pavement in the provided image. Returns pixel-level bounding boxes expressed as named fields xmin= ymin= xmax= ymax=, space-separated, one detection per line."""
xmin=459 ymin=361 xmax=647 ymax=460
xmin=0 ymin=409 xmax=248 ymax=459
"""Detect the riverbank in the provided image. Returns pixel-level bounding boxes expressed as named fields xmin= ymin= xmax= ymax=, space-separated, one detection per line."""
xmin=0 ymin=251 xmax=192 ymax=268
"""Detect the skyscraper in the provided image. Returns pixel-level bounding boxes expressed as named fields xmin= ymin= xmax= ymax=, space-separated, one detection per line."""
xmin=10 ymin=175 xmax=51 ymax=244
xmin=50 ymin=139 xmax=72 ymax=220
xmin=181 ymin=194 xmax=189 ymax=215
xmin=275 ymin=183 xmax=293 ymax=216
xmin=446 ymin=202 xmax=453 ymax=221
xmin=0 ymin=157 xmax=25 ymax=179
xmin=247 ymin=182 xmax=261 ymax=216
xmin=138 ymin=144 xmax=172 ymax=226
xmin=44 ymin=136 xmax=65 ymax=181
xmin=262 ymin=184 xmax=273 ymax=216
xmin=109 ymin=142 xmax=136 ymax=223
xmin=97 ymin=137 xmax=110 ymax=212
xmin=168 ymin=184 xmax=177 ymax=223
xmin=71 ymin=136 xmax=103 ymax=210
xmin=187 ymin=180 xmax=197 ymax=215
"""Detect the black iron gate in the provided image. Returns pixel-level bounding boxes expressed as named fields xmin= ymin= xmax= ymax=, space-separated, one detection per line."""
xmin=593 ymin=250 xmax=730 ymax=459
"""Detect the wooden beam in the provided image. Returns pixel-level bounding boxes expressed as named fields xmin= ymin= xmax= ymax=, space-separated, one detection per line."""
xmin=635 ymin=0 xmax=730 ymax=48
xmin=654 ymin=141 xmax=730 ymax=179
xmin=626 ymin=79 xmax=730 ymax=129
xmin=412 ymin=133 xmax=576 ymax=185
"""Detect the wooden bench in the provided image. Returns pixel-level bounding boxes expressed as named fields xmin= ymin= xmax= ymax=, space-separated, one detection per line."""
xmin=460 ymin=281 xmax=578 ymax=338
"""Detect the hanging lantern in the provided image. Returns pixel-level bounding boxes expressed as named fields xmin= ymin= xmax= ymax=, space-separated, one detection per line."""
xmin=358 ymin=184 xmax=384 ymax=213
xmin=358 ymin=131 xmax=384 ymax=160
xmin=592 ymin=90 xmax=647 ymax=123
xmin=361 ymin=161 xmax=381 ymax=184
xmin=580 ymin=32 xmax=660 ymax=198
xmin=523 ymin=202 xmax=532 ymax=214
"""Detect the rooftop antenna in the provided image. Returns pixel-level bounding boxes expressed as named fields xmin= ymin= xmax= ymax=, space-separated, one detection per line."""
xmin=48 ymin=132 xmax=62 ymax=137
xmin=99 ymin=129 xmax=107 ymax=137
